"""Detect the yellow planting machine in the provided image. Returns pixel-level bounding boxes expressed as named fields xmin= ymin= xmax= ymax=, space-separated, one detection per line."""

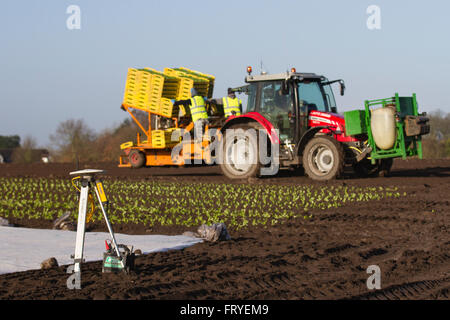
xmin=119 ymin=67 xmax=219 ymax=168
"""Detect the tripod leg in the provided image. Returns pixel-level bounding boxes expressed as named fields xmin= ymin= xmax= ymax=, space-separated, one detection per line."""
xmin=93 ymin=180 xmax=125 ymax=268
xmin=73 ymin=180 xmax=89 ymax=273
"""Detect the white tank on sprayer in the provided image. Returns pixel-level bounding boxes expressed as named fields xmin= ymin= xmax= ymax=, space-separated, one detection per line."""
xmin=370 ymin=105 xmax=397 ymax=150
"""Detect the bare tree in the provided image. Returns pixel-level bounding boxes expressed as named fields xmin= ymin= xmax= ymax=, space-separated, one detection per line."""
xmin=49 ymin=119 xmax=97 ymax=162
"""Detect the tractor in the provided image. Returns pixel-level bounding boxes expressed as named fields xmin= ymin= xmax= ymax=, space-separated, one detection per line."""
xmin=217 ymin=67 xmax=428 ymax=181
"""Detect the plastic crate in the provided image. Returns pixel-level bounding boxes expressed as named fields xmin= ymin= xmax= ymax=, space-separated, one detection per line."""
xmin=175 ymin=67 xmax=215 ymax=98
xmin=165 ymin=128 xmax=182 ymax=143
xmin=123 ymin=66 xmax=215 ymax=115
xmin=164 ymin=68 xmax=212 ymax=98
xmin=177 ymin=78 xmax=194 ymax=99
xmin=151 ymin=129 xmax=180 ymax=148
xmin=159 ymin=98 xmax=179 ymax=118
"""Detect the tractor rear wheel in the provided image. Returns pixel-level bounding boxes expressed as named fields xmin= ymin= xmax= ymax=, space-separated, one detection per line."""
xmin=129 ymin=150 xmax=145 ymax=168
xmin=219 ymin=125 xmax=261 ymax=179
xmin=302 ymin=135 xmax=345 ymax=181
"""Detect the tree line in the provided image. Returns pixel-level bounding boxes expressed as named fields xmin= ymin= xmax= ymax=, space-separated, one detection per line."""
xmin=0 ymin=117 xmax=138 ymax=164
xmin=1 ymin=110 xmax=449 ymax=164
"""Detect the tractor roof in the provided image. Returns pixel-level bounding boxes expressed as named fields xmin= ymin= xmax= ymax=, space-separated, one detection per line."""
xmin=245 ymin=71 xmax=325 ymax=83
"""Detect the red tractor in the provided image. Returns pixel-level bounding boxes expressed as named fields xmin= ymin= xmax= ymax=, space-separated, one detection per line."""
xmin=218 ymin=68 xmax=389 ymax=181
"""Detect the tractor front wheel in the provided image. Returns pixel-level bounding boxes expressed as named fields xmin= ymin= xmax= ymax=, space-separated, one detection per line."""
xmin=129 ymin=150 xmax=145 ymax=168
xmin=219 ymin=125 xmax=261 ymax=179
xmin=302 ymin=136 xmax=345 ymax=181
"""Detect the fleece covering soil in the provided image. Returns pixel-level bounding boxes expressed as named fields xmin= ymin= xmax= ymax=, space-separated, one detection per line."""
xmin=0 ymin=227 xmax=202 ymax=275
xmin=0 ymin=159 xmax=449 ymax=299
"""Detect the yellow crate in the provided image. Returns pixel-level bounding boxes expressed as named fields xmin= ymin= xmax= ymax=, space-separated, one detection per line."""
xmin=177 ymin=67 xmax=214 ymax=77
xmin=147 ymin=103 xmax=160 ymax=113
xmin=163 ymin=68 xmax=182 ymax=78
xmin=177 ymin=78 xmax=194 ymax=100
xmin=123 ymin=68 xmax=164 ymax=107
xmin=170 ymin=68 xmax=213 ymax=98
xmin=120 ymin=141 xmax=134 ymax=149
xmin=142 ymin=67 xmax=166 ymax=77
xmin=151 ymin=129 xmax=179 ymax=148
xmin=165 ymin=128 xmax=182 ymax=143
xmin=151 ymin=130 xmax=165 ymax=147
xmin=159 ymin=98 xmax=179 ymax=118
xmin=175 ymin=67 xmax=215 ymax=98
xmin=123 ymin=66 xmax=215 ymax=114
xmin=162 ymin=79 xmax=180 ymax=99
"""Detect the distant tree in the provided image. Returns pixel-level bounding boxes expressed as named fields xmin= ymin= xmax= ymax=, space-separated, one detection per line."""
xmin=11 ymin=135 xmax=38 ymax=163
xmin=427 ymin=109 xmax=450 ymax=138
xmin=94 ymin=118 xmax=138 ymax=162
xmin=49 ymin=119 xmax=97 ymax=162
xmin=0 ymin=135 xmax=20 ymax=149
xmin=422 ymin=110 xmax=450 ymax=159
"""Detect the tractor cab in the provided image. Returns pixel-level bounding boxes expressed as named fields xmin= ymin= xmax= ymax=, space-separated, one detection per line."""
xmin=231 ymin=69 xmax=346 ymax=155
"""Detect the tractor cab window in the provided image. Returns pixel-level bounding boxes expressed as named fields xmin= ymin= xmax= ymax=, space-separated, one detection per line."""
xmin=245 ymin=83 xmax=258 ymax=113
xmin=323 ymin=83 xmax=337 ymax=112
xmin=260 ymin=81 xmax=291 ymax=113
xmin=297 ymin=81 xmax=329 ymax=113
xmin=259 ymin=81 xmax=294 ymax=142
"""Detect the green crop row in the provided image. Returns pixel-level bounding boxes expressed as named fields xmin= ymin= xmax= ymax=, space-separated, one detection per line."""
xmin=0 ymin=177 xmax=403 ymax=229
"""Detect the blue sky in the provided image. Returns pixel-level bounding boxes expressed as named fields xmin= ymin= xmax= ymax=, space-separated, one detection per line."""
xmin=0 ymin=0 xmax=449 ymax=146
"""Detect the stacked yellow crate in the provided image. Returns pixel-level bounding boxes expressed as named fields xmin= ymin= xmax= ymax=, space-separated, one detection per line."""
xmin=163 ymin=68 xmax=212 ymax=98
xmin=177 ymin=78 xmax=194 ymax=100
xmin=143 ymin=68 xmax=179 ymax=117
xmin=175 ymin=67 xmax=215 ymax=98
xmin=143 ymin=67 xmax=178 ymax=98
xmin=123 ymin=68 xmax=140 ymax=106
xmin=122 ymin=68 xmax=164 ymax=113
xmin=123 ymin=67 xmax=215 ymax=118
xmin=138 ymin=70 xmax=164 ymax=113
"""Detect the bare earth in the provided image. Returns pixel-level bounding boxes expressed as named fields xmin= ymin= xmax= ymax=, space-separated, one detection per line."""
xmin=0 ymin=159 xmax=449 ymax=300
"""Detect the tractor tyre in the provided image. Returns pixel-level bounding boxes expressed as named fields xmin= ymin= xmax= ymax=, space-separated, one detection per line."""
xmin=219 ymin=124 xmax=261 ymax=179
xmin=129 ymin=150 xmax=145 ymax=168
xmin=302 ymin=135 xmax=345 ymax=181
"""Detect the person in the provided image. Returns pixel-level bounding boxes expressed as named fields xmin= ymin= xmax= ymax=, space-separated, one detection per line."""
xmin=222 ymin=88 xmax=242 ymax=118
xmin=173 ymin=88 xmax=209 ymax=142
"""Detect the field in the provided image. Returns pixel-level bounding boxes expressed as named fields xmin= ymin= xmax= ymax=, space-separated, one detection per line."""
xmin=0 ymin=159 xmax=449 ymax=300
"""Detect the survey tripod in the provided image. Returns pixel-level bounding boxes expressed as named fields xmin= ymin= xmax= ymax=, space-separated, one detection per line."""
xmin=69 ymin=169 xmax=124 ymax=274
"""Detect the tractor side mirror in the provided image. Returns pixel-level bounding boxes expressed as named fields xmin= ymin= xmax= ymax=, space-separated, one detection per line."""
xmin=339 ymin=80 xmax=345 ymax=96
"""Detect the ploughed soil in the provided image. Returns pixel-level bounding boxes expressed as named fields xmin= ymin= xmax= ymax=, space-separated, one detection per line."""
xmin=0 ymin=159 xmax=449 ymax=300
